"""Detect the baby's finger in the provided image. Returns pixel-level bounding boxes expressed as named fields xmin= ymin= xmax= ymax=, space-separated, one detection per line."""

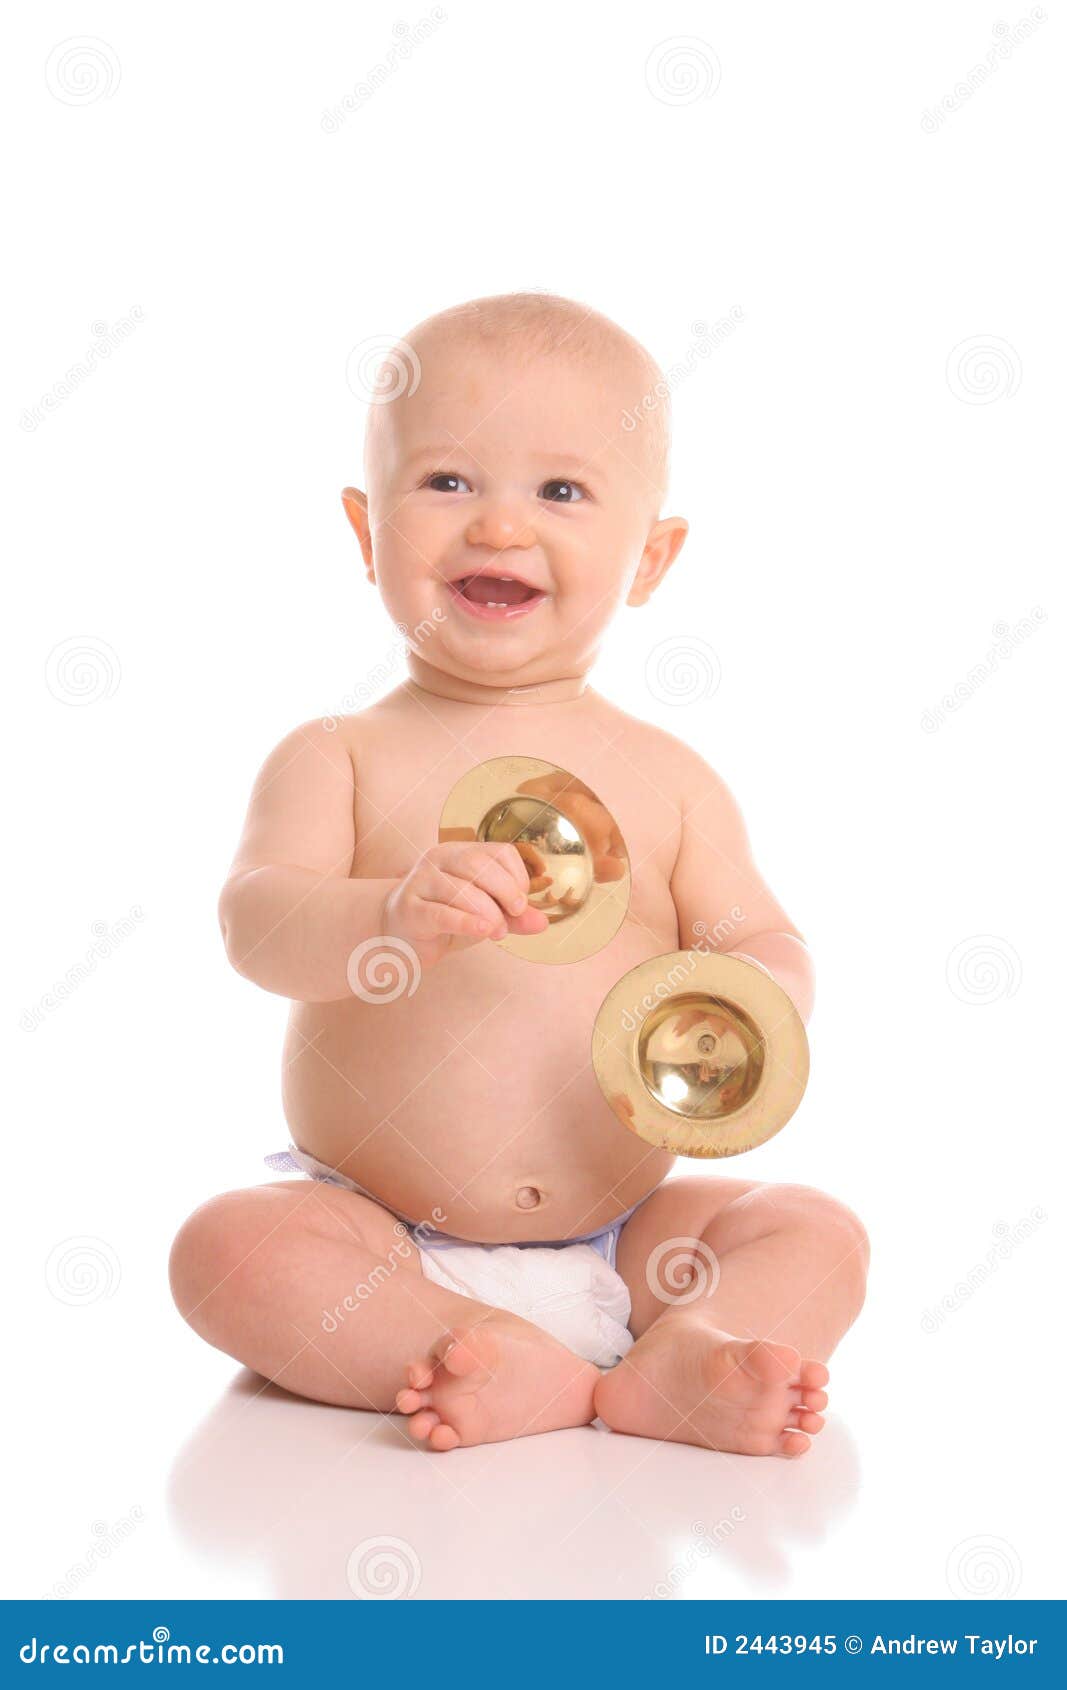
xmin=447 ymin=844 xmax=531 ymax=916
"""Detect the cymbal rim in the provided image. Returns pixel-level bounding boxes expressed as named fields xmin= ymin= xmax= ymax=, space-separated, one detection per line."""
xmin=591 ymin=949 xmax=809 ymax=1158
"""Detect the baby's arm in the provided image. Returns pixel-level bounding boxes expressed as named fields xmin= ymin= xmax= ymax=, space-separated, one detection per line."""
xmin=668 ymin=745 xmax=814 ymax=1023
xmin=217 ymin=721 xmax=395 ymax=1001
xmin=218 ymin=721 xmax=545 ymax=1001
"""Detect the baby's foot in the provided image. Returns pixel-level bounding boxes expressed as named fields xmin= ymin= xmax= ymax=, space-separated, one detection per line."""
xmin=594 ymin=1315 xmax=829 ymax=1457
xmin=394 ymin=1311 xmax=599 ymax=1451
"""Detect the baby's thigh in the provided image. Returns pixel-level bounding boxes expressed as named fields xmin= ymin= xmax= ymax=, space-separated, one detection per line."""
xmin=615 ymin=1174 xmax=758 ymax=1337
xmin=169 ymin=1179 xmax=415 ymax=1315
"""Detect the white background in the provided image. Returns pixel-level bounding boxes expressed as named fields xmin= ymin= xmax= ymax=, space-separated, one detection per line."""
xmin=4 ymin=1 xmax=1062 ymax=1601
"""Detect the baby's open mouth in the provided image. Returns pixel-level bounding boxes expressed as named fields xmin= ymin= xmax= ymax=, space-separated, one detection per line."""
xmin=448 ymin=573 xmax=547 ymax=621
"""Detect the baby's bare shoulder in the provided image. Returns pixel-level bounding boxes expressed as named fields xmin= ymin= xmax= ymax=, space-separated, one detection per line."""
xmin=589 ymin=694 xmax=725 ymax=800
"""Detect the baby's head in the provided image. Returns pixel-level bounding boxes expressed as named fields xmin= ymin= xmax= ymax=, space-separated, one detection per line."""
xmin=342 ymin=293 xmax=688 ymax=692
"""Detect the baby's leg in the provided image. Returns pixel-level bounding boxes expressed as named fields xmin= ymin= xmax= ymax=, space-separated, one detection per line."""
xmin=595 ymin=1176 xmax=868 ymax=1457
xmin=170 ymin=1181 xmax=598 ymax=1448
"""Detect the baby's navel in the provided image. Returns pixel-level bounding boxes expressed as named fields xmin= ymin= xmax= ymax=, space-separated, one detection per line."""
xmin=515 ymin=1185 xmax=543 ymax=1211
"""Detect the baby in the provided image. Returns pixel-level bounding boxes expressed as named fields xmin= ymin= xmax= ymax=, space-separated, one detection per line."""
xmin=170 ymin=293 xmax=868 ymax=1456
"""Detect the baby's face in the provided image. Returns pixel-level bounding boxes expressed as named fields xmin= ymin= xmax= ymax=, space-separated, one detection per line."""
xmin=349 ymin=337 xmax=685 ymax=686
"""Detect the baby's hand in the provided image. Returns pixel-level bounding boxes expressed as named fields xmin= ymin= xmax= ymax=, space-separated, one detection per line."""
xmin=380 ymin=842 xmax=550 ymax=970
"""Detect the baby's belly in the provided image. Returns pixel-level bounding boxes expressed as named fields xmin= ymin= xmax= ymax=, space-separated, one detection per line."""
xmin=282 ymin=921 xmax=677 ymax=1243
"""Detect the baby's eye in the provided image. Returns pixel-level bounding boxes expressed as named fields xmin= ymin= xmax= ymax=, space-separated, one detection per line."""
xmin=423 ymin=472 xmax=472 ymax=494
xmin=539 ymin=479 xmax=587 ymax=504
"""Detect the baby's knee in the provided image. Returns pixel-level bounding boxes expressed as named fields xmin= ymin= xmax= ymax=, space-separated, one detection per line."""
xmin=169 ymin=1189 xmax=268 ymax=1328
xmin=772 ymin=1182 xmax=866 ymax=1248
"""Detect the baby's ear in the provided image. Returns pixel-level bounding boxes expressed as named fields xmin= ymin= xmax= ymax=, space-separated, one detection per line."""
xmin=627 ymin=516 xmax=688 ymax=607
xmin=341 ymin=487 xmax=375 ymax=580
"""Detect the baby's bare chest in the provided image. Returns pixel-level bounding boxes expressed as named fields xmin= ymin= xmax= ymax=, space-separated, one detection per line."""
xmin=346 ymin=704 xmax=680 ymax=940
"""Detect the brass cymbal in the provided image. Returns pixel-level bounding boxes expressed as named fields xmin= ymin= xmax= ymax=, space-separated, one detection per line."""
xmin=438 ymin=755 xmax=630 ymax=964
xmin=591 ymin=949 xmax=809 ymax=1157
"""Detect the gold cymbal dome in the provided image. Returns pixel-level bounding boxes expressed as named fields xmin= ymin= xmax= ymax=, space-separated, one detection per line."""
xmin=438 ymin=755 xmax=631 ymax=964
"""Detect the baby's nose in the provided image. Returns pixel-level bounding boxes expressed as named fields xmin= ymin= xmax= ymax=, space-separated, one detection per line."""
xmin=464 ymin=503 xmax=537 ymax=550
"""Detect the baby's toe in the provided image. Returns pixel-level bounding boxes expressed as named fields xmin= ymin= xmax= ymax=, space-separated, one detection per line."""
xmin=427 ymin=1422 xmax=462 ymax=1452
xmin=779 ymin=1429 xmax=811 ymax=1458
xmin=801 ymin=1387 xmax=829 ymax=1413
xmin=436 ymin=1324 xmax=496 ymax=1380
xmin=407 ymin=1409 xmax=441 ymax=1441
xmin=787 ymin=1409 xmax=825 ymax=1435
xmin=395 ymin=1386 xmax=433 ymax=1414
xmin=407 ymin=1358 xmax=435 ymax=1391
xmin=800 ymin=1359 xmax=829 ymax=1390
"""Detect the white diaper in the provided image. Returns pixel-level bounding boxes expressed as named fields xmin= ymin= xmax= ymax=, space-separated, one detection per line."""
xmin=265 ymin=1142 xmax=637 ymax=1369
xmin=417 ymin=1238 xmax=634 ymax=1370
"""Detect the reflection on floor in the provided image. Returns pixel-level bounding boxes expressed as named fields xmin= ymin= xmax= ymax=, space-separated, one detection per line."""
xmin=168 ymin=1371 xmax=861 ymax=1600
